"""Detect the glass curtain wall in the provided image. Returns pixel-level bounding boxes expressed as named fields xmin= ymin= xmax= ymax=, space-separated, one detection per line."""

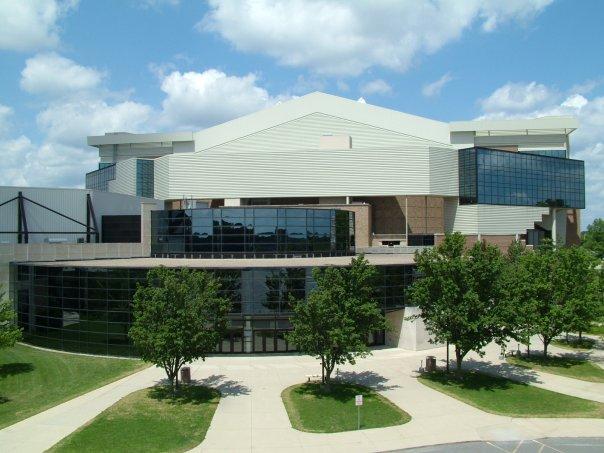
xmin=459 ymin=147 xmax=585 ymax=208
xmin=12 ymin=263 xmax=413 ymax=356
xmin=151 ymin=207 xmax=355 ymax=258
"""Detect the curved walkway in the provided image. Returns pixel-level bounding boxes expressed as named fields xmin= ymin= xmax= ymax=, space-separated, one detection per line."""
xmin=1 ymin=343 xmax=602 ymax=452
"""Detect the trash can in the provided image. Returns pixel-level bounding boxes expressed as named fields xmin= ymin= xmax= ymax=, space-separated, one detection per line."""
xmin=180 ymin=366 xmax=191 ymax=384
xmin=425 ymin=356 xmax=436 ymax=372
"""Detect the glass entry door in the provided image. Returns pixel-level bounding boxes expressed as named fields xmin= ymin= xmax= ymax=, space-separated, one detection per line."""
xmin=218 ymin=330 xmax=244 ymax=353
xmin=253 ymin=329 xmax=296 ymax=352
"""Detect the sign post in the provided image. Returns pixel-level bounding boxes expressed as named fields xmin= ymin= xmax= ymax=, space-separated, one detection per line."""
xmin=355 ymin=394 xmax=363 ymax=430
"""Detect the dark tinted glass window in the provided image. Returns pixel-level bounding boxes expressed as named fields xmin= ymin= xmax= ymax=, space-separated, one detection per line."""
xmin=459 ymin=147 xmax=584 ymax=208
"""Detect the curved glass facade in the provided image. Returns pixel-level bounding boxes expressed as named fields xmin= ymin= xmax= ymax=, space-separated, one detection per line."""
xmin=459 ymin=147 xmax=585 ymax=208
xmin=151 ymin=207 xmax=355 ymax=258
xmin=11 ymin=263 xmax=413 ymax=356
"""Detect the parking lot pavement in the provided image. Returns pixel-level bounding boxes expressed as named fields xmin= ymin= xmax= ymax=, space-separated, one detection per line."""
xmin=393 ymin=437 xmax=604 ymax=453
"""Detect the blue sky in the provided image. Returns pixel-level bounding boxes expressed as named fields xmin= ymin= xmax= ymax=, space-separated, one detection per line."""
xmin=0 ymin=0 xmax=603 ymax=226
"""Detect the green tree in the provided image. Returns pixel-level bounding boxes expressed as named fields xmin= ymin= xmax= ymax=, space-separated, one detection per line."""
xmin=500 ymin=241 xmax=540 ymax=354
xmin=582 ymin=218 xmax=604 ymax=260
xmin=0 ymin=286 xmax=22 ymax=349
xmin=509 ymin=243 xmax=601 ymax=357
xmin=558 ymin=246 xmax=602 ymax=341
xmin=408 ymin=233 xmax=507 ymax=371
xmin=129 ymin=267 xmax=231 ymax=390
xmin=286 ymin=256 xmax=386 ymax=389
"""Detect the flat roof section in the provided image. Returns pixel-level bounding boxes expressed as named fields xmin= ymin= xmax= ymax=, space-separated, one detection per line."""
xmin=20 ymin=254 xmax=416 ymax=269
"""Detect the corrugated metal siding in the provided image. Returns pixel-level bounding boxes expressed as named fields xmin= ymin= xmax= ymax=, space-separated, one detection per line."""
xmin=153 ymin=156 xmax=170 ymax=200
xmin=163 ymin=146 xmax=432 ymax=199
xmin=476 ymin=205 xmax=549 ymax=234
xmin=201 ymin=112 xmax=443 ymax=154
xmin=445 ymin=201 xmax=549 ymax=235
xmin=0 ymin=187 xmax=89 ymax=243
xmin=451 ymin=204 xmax=479 ymax=234
xmin=429 ymin=147 xmax=458 ymax=196
xmin=108 ymin=159 xmax=137 ymax=196
xmin=475 ymin=134 xmax=567 ymax=149
xmin=443 ymin=198 xmax=459 ymax=232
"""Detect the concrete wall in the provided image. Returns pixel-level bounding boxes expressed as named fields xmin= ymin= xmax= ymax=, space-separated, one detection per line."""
xmin=385 ymin=307 xmax=439 ymax=350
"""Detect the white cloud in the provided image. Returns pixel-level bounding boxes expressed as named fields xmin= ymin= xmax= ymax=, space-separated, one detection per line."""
xmin=0 ymin=103 xmax=13 ymax=136
xmin=37 ymin=99 xmax=153 ymax=147
xmin=477 ymin=81 xmax=604 ymax=227
xmin=360 ymin=79 xmax=392 ymax=96
xmin=422 ymin=72 xmax=453 ymax=97
xmin=0 ymin=136 xmax=97 ymax=188
xmin=0 ymin=0 xmax=78 ymax=52
xmin=20 ymin=52 xmax=105 ymax=97
xmin=158 ymin=69 xmax=284 ymax=130
xmin=138 ymin=0 xmax=180 ymax=9
xmin=480 ymin=81 xmax=557 ymax=113
xmin=291 ymin=75 xmax=325 ymax=95
xmin=7 ymin=52 xmax=293 ymax=188
xmin=200 ymin=0 xmax=552 ymax=76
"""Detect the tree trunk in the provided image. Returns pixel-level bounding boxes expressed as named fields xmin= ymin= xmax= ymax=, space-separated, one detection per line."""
xmin=543 ymin=337 xmax=550 ymax=358
xmin=566 ymin=332 xmax=569 ymax=342
xmin=526 ymin=337 xmax=531 ymax=356
xmin=321 ymin=357 xmax=325 ymax=384
xmin=446 ymin=341 xmax=450 ymax=373
xmin=579 ymin=331 xmax=583 ymax=341
xmin=455 ymin=346 xmax=463 ymax=372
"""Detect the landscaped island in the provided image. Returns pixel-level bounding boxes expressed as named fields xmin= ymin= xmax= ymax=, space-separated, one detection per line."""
xmin=48 ymin=385 xmax=220 ymax=453
xmin=0 ymin=344 xmax=147 ymax=429
xmin=418 ymin=370 xmax=604 ymax=418
xmin=281 ymin=382 xmax=411 ymax=433
xmin=507 ymin=354 xmax=604 ymax=383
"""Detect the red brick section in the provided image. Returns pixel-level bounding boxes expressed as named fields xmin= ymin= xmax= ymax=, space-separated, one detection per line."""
xmin=435 ymin=234 xmax=517 ymax=253
xmin=566 ymin=209 xmax=581 ymax=245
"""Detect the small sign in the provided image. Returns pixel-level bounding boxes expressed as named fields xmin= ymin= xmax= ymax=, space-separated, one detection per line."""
xmin=355 ymin=395 xmax=363 ymax=406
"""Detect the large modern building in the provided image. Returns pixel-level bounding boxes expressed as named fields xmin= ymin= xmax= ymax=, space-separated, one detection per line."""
xmin=3 ymin=92 xmax=585 ymax=356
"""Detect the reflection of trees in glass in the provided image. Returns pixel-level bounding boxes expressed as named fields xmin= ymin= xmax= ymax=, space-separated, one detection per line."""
xmin=214 ymin=270 xmax=242 ymax=313
xmin=264 ymin=268 xmax=306 ymax=313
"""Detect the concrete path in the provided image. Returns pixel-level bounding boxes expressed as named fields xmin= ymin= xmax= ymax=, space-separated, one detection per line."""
xmin=1 ymin=342 xmax=603 ymax=452
xmin=0 ymin=365 xmax=164 ymax=452
xmin=460 ymin=340 xmax=604 ymax=403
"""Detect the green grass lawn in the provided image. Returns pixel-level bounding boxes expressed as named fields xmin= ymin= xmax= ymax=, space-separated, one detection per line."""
xmin=0 ymin=344 xmax=147 ymax=429
xmin=507 ymin=354 xmax=604 ymax=383
xmin=587 ymin=324 xmax=604 ymax=336
xmin=418 ymin=370 xmax=604 ymax=418
xmin=281 ymin=382 xmax=411 ymax=433
xmin=552 ymin=337 xmax=596 ymax=351
xmin=48 ymin=385 xmax=220 ymax=453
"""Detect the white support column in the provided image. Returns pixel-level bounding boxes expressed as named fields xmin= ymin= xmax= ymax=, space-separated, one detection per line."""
xmin=140 ymin=202 xmax=155 ymax=256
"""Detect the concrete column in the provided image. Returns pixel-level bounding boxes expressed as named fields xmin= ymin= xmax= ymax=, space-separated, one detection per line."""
xmin=400 ymin=306 xmax=441 ymax=351
xmin=551 ymin=208 xmax=567 ymax=245
xmin=140 ymin=202 xmax=155 ymax=256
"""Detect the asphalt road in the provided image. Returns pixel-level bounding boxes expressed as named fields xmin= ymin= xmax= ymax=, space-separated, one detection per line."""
xmin=392 ymin=437 xmax=604 ymax=452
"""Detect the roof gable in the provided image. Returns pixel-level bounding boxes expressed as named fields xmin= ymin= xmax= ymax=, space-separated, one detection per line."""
xmin=192 ymin=92 xmax=451 ymax=151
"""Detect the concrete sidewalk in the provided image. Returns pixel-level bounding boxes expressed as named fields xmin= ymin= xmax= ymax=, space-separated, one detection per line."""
xmin=460 ymin=340 xmax=604 ymax=403
xmin=1 ymin=343 xmax=603 ymax=452
xmin=0 ymin=365 xmax=163 ymax=452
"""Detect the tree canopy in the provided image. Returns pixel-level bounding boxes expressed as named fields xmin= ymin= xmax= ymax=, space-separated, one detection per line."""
xmin=505 ymin=242 xmax=601 ymax=356
xmin=582 ymin=218 xmax=604 ymax=260
xmin=129 ymin=267 xmax=231 ymax=389
xmin=286 ymin=255 xmax=386 ymax=388
xmin=0 ymin=286 xmax=22 ymax=350
xmin=408 ymin=233 xmax=507 ymax=370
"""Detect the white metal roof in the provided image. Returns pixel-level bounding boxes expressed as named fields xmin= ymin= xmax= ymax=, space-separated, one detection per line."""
xmin=87 ymin=131 xmax=194 ymax=146
xmin=449 ymin=116 xmax=578 ymax=135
